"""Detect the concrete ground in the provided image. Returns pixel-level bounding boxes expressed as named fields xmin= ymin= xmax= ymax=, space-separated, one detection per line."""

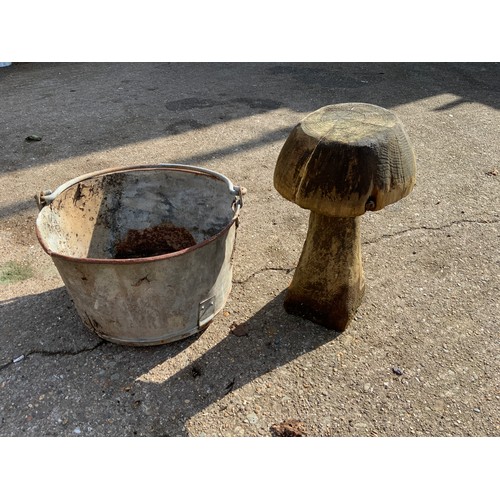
xmin=0 ymin=62 xmax=498 ymax=437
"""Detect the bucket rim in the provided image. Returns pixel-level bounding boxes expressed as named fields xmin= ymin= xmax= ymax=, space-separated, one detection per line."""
xmin=35 ymin=217 xmax=238 ymax=264
xmin=35 ymin=164 xmax=242 ymax=265
xmin=36 ymin=163 xmax=243 ymax=209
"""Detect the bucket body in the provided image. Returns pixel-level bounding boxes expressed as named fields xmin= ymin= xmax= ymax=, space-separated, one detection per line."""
xmin=35 ymin=165 xmax=243 ymax=346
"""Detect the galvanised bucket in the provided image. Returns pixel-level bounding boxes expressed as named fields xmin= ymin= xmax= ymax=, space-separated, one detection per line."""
xmin=35 ymin=164 xmax=244 ymax=346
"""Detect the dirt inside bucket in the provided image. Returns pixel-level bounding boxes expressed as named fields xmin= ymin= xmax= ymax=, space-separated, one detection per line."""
xmin=114 ymin=222 xmax=197 ymax=259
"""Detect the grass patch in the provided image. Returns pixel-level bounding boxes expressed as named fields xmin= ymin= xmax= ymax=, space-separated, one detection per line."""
xmin=0 ymin=261 xmax=34 ymax=284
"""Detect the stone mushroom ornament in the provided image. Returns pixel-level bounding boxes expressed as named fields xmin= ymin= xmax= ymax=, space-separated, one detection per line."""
xmin=274 ymin=103 xmax=416 ymax=331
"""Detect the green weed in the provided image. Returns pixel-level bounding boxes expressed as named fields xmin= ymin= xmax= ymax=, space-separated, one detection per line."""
xmin=0 ymin=261 xmax=34 ymax=284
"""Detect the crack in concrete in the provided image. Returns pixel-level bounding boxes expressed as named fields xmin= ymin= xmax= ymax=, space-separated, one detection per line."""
xmin=0 ymin=340 xmax=106 ymax=371
xmin=364 ymin=218 xmax=499 ymax=245
xmin=1 ymin=218 xmax=496 ymax=371
xmin=233 ymin=266 xmax=294 ymax=285
xmin=233 ymin=218 xmax=499 ymax=285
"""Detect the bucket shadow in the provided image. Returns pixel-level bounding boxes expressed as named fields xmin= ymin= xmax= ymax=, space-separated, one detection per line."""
xmin=0 ymin=286 xmax=201 ymax=380
xmin=137 ymin=290 xmax=339 ymax=436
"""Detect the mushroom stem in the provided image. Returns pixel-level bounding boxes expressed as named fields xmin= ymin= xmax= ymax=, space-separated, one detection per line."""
xmin=284 ymin=212 xmax=365 ymax=331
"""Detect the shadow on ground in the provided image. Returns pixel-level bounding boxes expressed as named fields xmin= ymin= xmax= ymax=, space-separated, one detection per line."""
xmin=1 ymin=62 xmax=499 ymax=222
xmin=0 ymin=286 xmax=336 ymax=436
xmin=2 ymin=62 xmax=499 ymax=171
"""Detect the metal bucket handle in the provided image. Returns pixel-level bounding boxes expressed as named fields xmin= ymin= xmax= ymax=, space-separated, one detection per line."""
xmin=35 ymin=163 xmax=246 ymax=210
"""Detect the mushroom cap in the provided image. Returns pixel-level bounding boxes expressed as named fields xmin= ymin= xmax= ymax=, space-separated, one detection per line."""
xmin=274 ymin=103 xmax=416 ymax=217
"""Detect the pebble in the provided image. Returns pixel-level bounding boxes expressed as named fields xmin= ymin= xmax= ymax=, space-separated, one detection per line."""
xmin=473 ymin=408 xmax=481 ymax=413
xmin=354 ymin=422 xmax=368 ymax=429
xmin=142 ymin=404 xmax=153 ymax=416
xmin=246 ymin=412 xmax=259 ymax=424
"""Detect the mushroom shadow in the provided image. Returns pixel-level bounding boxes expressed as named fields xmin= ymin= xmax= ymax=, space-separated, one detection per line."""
xmin=134 ymin=290 xmax=340 ymax=436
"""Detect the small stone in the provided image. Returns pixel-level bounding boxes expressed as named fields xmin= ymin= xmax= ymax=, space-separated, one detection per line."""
xmin=25 ymin=135 xmax=42 ymax=142
xmin=473 ymin=408 xmax=481 ymax=413
xmin=392 ymin=367 xmax=404 ymax=376
xmin=246 ymin=412 xmax=258 ymax=424
xmin=73 ymin=427 xmax=81 ymax=434
xmin=230 ymin=322 xmax=248 ymax=337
